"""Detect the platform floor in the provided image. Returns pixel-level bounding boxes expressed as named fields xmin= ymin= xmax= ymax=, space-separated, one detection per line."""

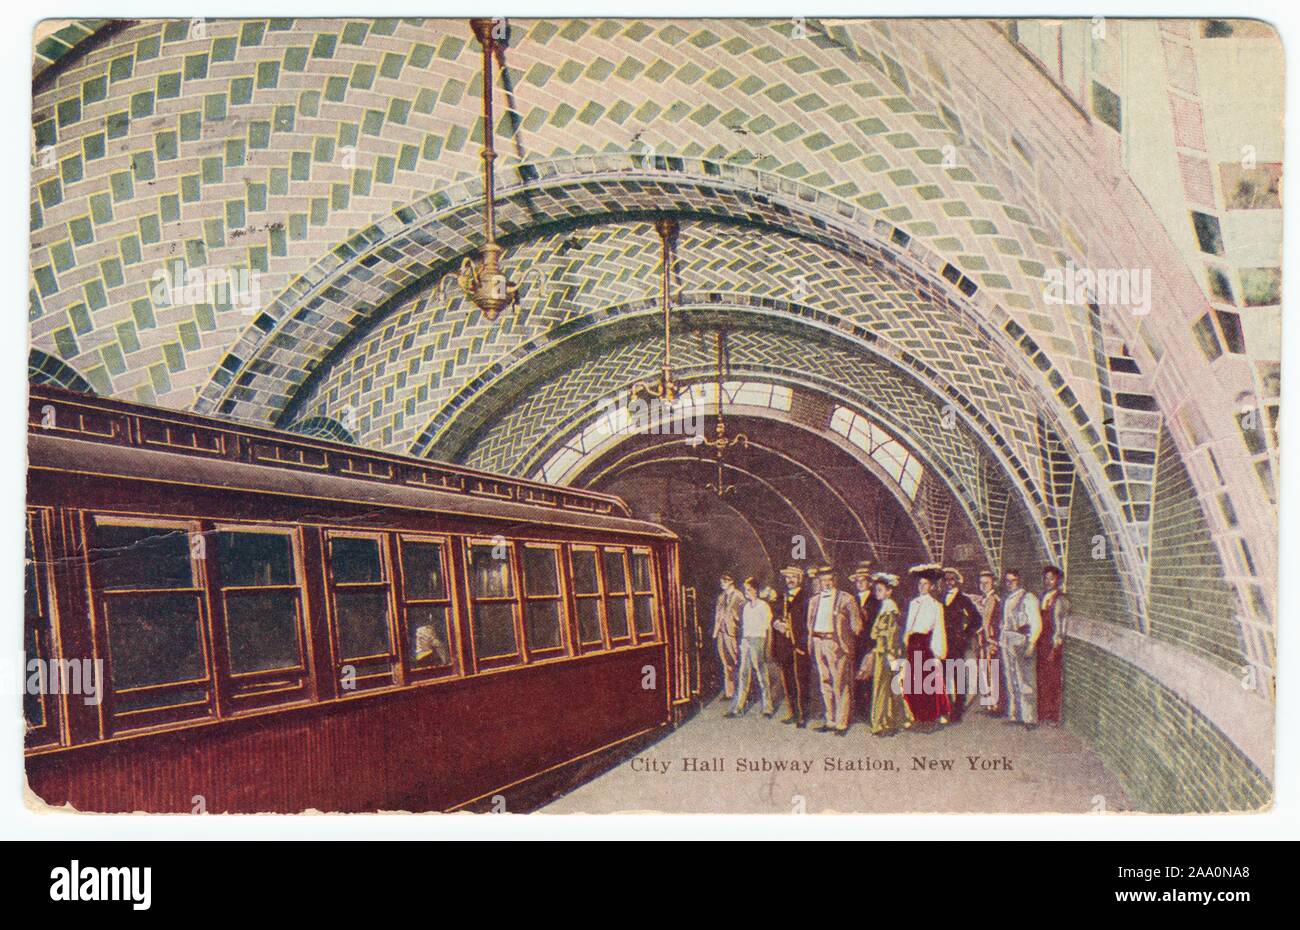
xmin=543 ymin=697 xmax=1130 ymax=814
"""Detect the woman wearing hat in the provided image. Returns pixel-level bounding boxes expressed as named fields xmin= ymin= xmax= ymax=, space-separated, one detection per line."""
xmin=902 ymin=563 xmax=951 ymax=726
xmin=860 ymin=572 xmax=905 ymax=735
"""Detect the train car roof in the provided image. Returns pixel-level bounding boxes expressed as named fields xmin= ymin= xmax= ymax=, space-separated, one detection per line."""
xmin=28 ymin=384 xmax=675 ymax=540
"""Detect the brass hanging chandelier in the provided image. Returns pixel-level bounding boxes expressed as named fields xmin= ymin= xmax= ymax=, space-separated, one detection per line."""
xmin=458 ymin=18 xmax=523 ymax=321
xmin=690 ymin=329 xmax=749 ymax=497
xmin=630 ymin=217 xmax=681 ymax=403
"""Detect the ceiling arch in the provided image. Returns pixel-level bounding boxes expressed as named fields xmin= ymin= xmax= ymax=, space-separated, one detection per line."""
xmin=29 ymin=18 xmax=1129 ymax=534
xmin=428 ymin=318 xmax=1023 ymax=570
xmin=439 ymin=324 xmax=988 ymax=508
xmin=298 ymin=297 xmax=1150 ymax=615
xmin=208 ymin=167 xmax=1043 ymax=433
xmin=281 ymin=215 xmax=1037 ymax=465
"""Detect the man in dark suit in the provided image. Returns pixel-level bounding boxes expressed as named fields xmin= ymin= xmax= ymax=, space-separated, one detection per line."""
xmin=711 ymin=573 xmax=745 ymax=701
xmin=848 ymin=560 xmax=880 ymax=723
xmin=771 ymin=565 xmax=811 ymax=727
xmin=940 ymin=567 xmax=982 ymax=721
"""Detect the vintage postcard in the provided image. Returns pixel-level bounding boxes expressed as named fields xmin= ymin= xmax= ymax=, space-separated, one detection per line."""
xmin=23 ymin=15 xmax=1281 ymax=816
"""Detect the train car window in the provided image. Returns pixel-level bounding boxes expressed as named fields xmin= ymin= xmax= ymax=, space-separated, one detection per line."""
xmin=336 ymin=590 xmax=391 ymax=658
xmin=466 ymin=541 xmax=520 ymax=663
xmin=630 ymin=550 xmax=658 ymax=640
xmin=601 ymin=548 xmax=633 ymax=642
xmin=398 ymin=538 xmax=456 ymax=674
xmin=569 ymin=547 xmax=605 ymax=648
xmin=24 ymin=509 xmax=61 ymax=748
xmin=521 ymin=544 xmax=565 ymax=655
xmin=212 ymin=528 xmax=313 ymax=709
xmin=223 ymin=590 xmax=301 ymax=672
xmin=216 ymin=530 xmax=295 ymax=587
xmin=90 ymin=521 xmax=195 ymax=589
xmin=326 ymin=532 xmax=397 ymax=690
xmin=88 ymin=517 xmax=213 ymax=727
xmin=330 ymin=535 xmax=386 ymax=585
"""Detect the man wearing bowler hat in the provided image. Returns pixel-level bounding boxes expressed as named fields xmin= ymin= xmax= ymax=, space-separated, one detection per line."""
xmin=771 ymin=565 xmax=811 ymax=727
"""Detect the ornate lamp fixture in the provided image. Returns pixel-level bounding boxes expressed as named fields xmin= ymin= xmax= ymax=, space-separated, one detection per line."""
xmin=630 ymin=217 xmax=681 ymax=403
xmin=458 ymin=18 xmax=523 ymax=321
xmin=689 ymin=330 xmax=748 ymax=497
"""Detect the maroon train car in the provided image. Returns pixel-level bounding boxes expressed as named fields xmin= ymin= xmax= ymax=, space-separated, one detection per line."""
xmin=24 ymin=384 xmax=686 ymax=812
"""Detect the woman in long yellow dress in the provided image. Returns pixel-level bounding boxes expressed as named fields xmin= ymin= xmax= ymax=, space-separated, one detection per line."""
xmin=865 ymin=573 xmax=906 ymax=735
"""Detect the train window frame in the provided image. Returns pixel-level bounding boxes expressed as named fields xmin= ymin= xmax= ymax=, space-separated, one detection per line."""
xmin=208 ymin=523 xmax=315 ymax=712
xmin=600 ymin=546 xmax=635 ymax=648
xmin=86 ymin=514 xmax=216 ymax=732
xmin=24 ymin=508 xmax=63 ymax=749
xmin=394 ymin=534 xmax=460 ymax=682
xmin=518 ymin=541 xmax=570 ymax=662
xmin=629 ymin=548 xmax=660 ymax=644
xmin=463 ymin=537 xmax=523 ymax=670
xmin=568 ymin=544 xmax=609 ymax=654
xmin=324 ymin=529 xmax=400 ymax=694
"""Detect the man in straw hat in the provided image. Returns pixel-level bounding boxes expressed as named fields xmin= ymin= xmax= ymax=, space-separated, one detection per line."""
xmin=771 ymin=564 xmax=811 ymax=727
xmin=804 ymin=563 xmax=861 ymax=735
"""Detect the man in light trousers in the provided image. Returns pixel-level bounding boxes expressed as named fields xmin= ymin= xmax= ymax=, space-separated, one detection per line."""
xmin=805 ymin=564 xmax=862 ymax=735
xmin=726 ymin=577 xmax=775 ymax=717
xmin=712 ymin=573 xmax=745 ymax=700
xmin=999 ymin=568 xmax=1041 ymax=727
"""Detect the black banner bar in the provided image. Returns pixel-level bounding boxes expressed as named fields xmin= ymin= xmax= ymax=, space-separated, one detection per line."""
xmin=7 ymin=840 xmax=1281 ymax=917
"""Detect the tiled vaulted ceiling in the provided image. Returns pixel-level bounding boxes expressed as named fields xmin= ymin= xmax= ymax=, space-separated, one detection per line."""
xmin=287 ymin=219 xmax=1038 ymax=473
xmin=32 ymin=17 xmax=1071 ymax=414
xmin=29 ymin=17 xmax=1282 ymax=664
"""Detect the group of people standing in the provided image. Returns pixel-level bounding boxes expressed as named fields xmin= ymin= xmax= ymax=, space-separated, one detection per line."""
xmin=709 ymin=560 xmax=1072 ymax=736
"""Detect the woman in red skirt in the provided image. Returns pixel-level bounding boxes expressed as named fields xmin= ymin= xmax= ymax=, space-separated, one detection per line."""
xmin=1037 ymin=565 xmax=1071 ymax=724
xmin=902 ymin=564 xmax=951 ymax=726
